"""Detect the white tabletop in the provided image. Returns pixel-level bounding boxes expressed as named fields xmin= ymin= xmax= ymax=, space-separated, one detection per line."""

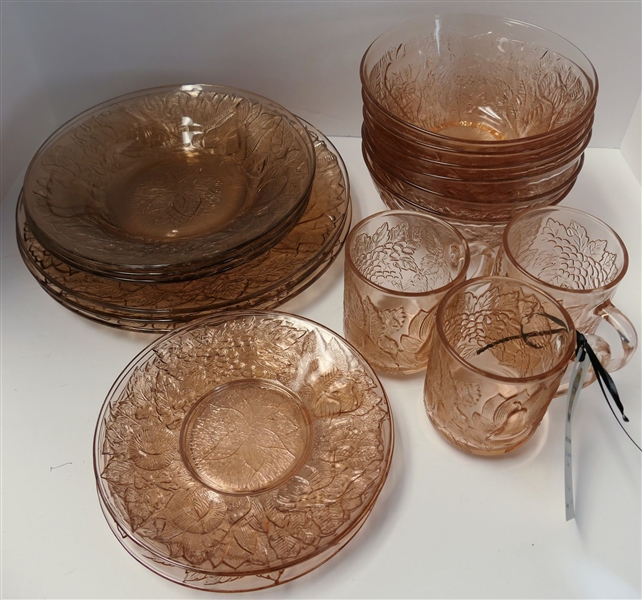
xmin=2 ymin=139 xmax=641 ymax=599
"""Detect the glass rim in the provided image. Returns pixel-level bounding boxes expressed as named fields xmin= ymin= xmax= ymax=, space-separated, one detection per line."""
xmin=15 ymin=123 xmax=353 ymax=316
xmin=502 ymin=206 xmax=629 ymax=294
xmin=362 ymin=88 xmax=597 ymax=160
xmin=362 ymin=126 xmax=589 ymax=188
xmin=363 ymin=144 xmax=584 ymax=210
xmin=362 ymin=115 xmax=593 ymax=178
xmin=434 ymin=276 xmax=577 ymax=383
xmin=360 ymin=13 xmax=599 ymax=147
xmin=368 ymin=174 xmax=573 ymax=225
xmin=361 ymin=87 xmax=597 ymax=160
xmin=93 ymin=309 xmax=395 ymax=578
xmin=345 ymin=209 xmax=471 ymax=297
xmin=22 ymin=83 xmax=317 ymax=278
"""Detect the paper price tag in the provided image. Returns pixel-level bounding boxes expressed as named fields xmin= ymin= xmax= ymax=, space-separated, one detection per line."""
xmin=565 ymin=347 xmax=591 ymax=521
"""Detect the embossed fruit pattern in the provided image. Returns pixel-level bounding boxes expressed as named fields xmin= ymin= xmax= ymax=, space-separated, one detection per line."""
xmin=352 ymin=221 xmax=451 ymax=292
xmin=98 ymin=315 xmax=391 ymax=573
xmin=423 ymin=283 xmax=570 ymax=454
xmin=367 ymin=34 xmax=589 ymax=138
xmin=344 ymin=220 xmax=456 ymax=372
xmin=515 ymin=217 xmax=618 ymax=290
xmin=441 ymin=286 xmax=566 ymax=377
xmin=503 ymin=216 xmax=621 ymax=333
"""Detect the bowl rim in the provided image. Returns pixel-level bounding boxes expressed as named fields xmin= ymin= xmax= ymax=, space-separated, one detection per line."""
xmin=364 ymin=154 xmax=579 ymax=222
xmin=363 ymin=140 xmax=585 ymax=205
xmin=16 ymin=122 xmax=353 ymax=315
xmin=22 ymin=83 xmax=317 ymax=279
xmin=362 ymin=105 xmax=595 ymax=172
xmin=362 ymin=124 xmax=591 ymax=186
xmin=360 ymin=14 xmax=599 ymax=147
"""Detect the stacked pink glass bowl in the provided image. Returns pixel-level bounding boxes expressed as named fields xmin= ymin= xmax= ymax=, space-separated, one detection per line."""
xmin=360 ymin=14 xmax=598 ymax=248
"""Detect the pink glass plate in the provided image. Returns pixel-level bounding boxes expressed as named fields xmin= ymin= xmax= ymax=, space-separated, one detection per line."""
xmin=17 ymin=123 xmax=351 ymax=331
xmin=93 ymin=311 xmax=394 ymax=591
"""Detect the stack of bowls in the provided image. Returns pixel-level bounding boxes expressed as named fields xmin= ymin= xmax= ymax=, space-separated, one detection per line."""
xmin=360 ymin=14 xmax=597 ymax=247
xmin=17 ymin=85 xmax=352 ymax=332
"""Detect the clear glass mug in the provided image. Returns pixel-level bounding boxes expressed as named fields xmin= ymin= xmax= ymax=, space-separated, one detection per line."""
xmin=493 ymin=206 xmax=637 ymax=378
xmin=423 ymin=277 xmax=576 ymax=455
xmin=344 ymin=210 xmax=490 ymax=374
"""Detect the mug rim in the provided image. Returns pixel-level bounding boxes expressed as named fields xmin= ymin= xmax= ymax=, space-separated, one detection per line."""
xmin=434 ymin=276 xmax=577 ymax=383
xmin=345 ymin=209 xmax=470 ymax=297
xmin=502 ymin=206 xmax=629 ymax=295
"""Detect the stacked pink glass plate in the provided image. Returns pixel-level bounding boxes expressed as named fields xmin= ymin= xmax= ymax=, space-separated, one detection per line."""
xmin=17 ymin=86 xmax=352 ymax=332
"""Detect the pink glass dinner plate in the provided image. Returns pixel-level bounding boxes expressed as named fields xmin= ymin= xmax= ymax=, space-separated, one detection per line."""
xmin=17 ymin=124 xmax=351 ymax=332
xmin=93 ymin=311 xmax=394 ymax=592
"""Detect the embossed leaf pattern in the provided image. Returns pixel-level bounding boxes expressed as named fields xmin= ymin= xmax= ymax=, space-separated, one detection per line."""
xmin=187 ymin=387 xmax=307 ymax=493
xmin=183 ymin=571 xmax=243 ymax=586
xmin=344 ymin=281 xmax=406 ymax=367
xmin=425 ymin=325 xmax=561 ymax=454
xmin=531 ymin=218 xmax=618 ymax=289
xmin=26 ymin=88 xmax=312 ymax=267
xmin=424 ymin=348 xmax=484 ymax=447
xmin=353 ymin=222 xmax=414 ymax=289
xmin=511 ymin=218 xmax=544 ymax=269
xmin=19 ymin=131 xmax=347 ymax=316
xmin=399 ymin=309 xmax=435 ymax=356
xmin=367 ymin=34 xmax=589 ymax=137
xmin=98 ymin=315 xmax=390 ymax=573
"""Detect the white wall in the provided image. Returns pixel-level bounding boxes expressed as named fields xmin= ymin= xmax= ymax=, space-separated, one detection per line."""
xmin=621 ymin=95 xmax=641 ymax=184
xmin=1 ymin=1 xmax=640 ymax=201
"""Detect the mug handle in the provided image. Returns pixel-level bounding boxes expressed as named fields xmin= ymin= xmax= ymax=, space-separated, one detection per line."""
xmin=467 ymin=241 xmax=496 ymax=278
xmin=594 ymin=299 xmax=638 ymax=372
xmin=555 ymin=301 xmax=637 ymax=397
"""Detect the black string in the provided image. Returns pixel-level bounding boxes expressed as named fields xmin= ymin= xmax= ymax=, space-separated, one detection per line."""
xmin=576 ymin=332 xmax=641 ymax=452
xmin=474 ymin=312 xmax=640 ymax=452
xmin=476 ymin=327 xmax=567 ymax=355
xmin=475 ymin=312 xmax=569 ymax=356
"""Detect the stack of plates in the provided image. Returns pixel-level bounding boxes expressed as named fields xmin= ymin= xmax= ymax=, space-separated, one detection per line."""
xmin=94 ymin=311 xmax=394 ymax=592
xmin=17 ymin=85 xmax=351 ymax=332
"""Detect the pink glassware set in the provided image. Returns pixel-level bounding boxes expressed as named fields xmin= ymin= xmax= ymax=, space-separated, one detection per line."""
xmin=15 ymin=12 xmax=638 ymax=594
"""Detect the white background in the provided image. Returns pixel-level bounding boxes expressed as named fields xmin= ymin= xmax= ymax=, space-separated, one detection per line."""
xmin=1 ymin=1 xmax=641 ymax=599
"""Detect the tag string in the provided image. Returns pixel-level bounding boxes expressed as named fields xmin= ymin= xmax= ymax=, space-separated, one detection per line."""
xmin=475 ymin=312 xmax=640 ymax=453
xmin=476 ymin=312 xmax=570 ymax=355
xmin=576 ymin=332 xmax=641 ymax=453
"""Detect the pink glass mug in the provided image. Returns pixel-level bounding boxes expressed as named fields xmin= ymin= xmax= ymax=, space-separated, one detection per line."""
xmin=424 ymin=276 xmax=576 ymax=455
xmin=493 ymin=206 xmax=637 ymax=377
xmin=344 ymin=210 xmax=475 ymax=374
